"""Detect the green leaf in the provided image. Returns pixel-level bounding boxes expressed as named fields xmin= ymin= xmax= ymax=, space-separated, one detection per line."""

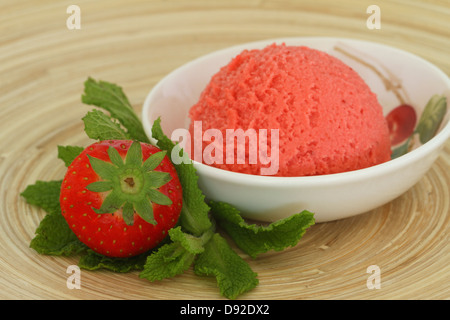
xmin=22 ymin=180 xmax=87 ymax=255
xmin=57 ymin=146 xmax=84 ymax=167
xmin=139 ymin=241 xmax=196 ymax=281
xmin=78 ymin=249 xmax=149 ymax=272
xmin=210 ymin=201 xmax=315 ymax=258
xmin=30 ymin=211 xmax=87 ymax=256
xmin=194 ymin=233 xmax=259 ymax=300
xmin=139 ymin=226 xmax=212 ymax=282
xmin=150 ymin=117 xmax=180 ymax=151
xmin=415 ymin=94 xmax=447 ymax=144
xmin=82 ymin=109 xmax=130 ymax=141
xmin=82 ymin=78 xmax=149 ymax=143
xmin=168 ymin=227 xmax=206 ymax=255
xmin=21 ymin=180 xmax=63 ymax=215
xmin=151 ymin=117 xmax=212 ymax=236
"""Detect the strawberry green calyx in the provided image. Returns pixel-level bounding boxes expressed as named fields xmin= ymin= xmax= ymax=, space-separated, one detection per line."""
xmin=86 ymin=141 xmax=172 ymax=226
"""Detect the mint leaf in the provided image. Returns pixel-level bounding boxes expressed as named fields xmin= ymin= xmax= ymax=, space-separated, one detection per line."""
xmin=57 ymin=145 xmax=84 ymax=167
xmin=151 ymin=117 xmax=211 ymax=236
xmin=139 ymin=226 xmax=212 ymax=281
xmin=22 ymin=180 xmax=86 ymax=255
xmin=78 ymin=250 xmax=148 ymax=272
xmin=21 ymin=180 xmax=63 ymax=215
xmin=168 ymin=226 xmax=206 ymax=255
xmin=210 ymin=201 xmax=315 ymax=258
xmin=139 ymin=242 xmax=196 ymax=281
xmin=30 ymin=211 xmax=87 ymax=255
xmin=82 ymin=77 xmax=149 ymax=143
xmin=149 ymin=117 xmax=181 ymax=152
xmin=194 ymin=233 xmax=259 ymax=300
xmin=82 ymin=109 xmax=130 ymax=141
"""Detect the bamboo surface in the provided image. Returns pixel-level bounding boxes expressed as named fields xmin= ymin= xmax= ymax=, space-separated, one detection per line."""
xmin=0 ymin=0 xmax=449 ymax=300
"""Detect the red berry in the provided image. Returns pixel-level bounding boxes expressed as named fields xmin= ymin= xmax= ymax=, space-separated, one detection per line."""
xmin=386 ymin=104 xmax=417 ymax=146
xmin=60 ymin=140 xmax=182 ymax=258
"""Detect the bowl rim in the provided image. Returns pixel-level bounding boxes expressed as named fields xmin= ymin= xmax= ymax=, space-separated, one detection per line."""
xmin=142 ymin=36 xmax=450 ymax=187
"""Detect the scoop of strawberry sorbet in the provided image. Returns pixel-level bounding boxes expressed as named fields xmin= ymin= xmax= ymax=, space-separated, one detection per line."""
xmin=188 ymin=43 xmax=391 ymax=176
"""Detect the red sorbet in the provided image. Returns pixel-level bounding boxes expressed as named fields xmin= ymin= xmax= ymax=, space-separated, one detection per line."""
xmin=188 ymin=43 xmax=391 ymax=176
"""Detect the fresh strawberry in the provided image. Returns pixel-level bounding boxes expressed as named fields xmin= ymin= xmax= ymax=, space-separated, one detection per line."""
xmin=60 ymin=140 xmax=183 ymax=258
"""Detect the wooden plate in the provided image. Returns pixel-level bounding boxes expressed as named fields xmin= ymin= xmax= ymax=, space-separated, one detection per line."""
xmin=1 ymin=0 xmax=448 ymax=299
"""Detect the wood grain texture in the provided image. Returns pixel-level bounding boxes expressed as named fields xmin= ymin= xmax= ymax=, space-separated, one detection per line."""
xmin=0 ymin=0 xmax=448 ymax=299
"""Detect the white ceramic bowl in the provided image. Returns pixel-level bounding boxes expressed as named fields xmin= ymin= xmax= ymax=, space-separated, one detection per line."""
xmin=142 ymin=37 xmax=450 ymax=223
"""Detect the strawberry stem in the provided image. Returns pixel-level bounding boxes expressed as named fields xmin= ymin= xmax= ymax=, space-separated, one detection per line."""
xmin=86 ymin=141 xmax=172 ymax=226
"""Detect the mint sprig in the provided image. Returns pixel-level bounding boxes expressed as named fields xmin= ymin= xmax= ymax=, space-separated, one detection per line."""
xmin=82 ymin=77 xmax=150 ymax=143
xmin=151 ymin=117 xmax=212 ymax=237
xmin=139 ymin=226 xmax=213 ymax=281
xmin=210 ymin=201 xmax=315 ymax=258
xmin=22 ymin=78 xmax=315 ymax=299
xmin=82 ymin=109 xmax=131 ymax=141
xmin=194 ymin=233 xmax=259 ymax=300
